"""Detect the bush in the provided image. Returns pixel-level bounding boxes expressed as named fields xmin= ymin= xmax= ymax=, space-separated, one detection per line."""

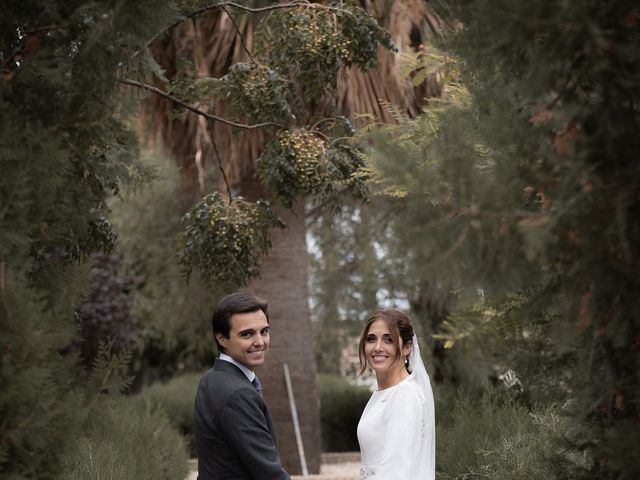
xmin=75 ymin=253 xmax=140 ymax=371
xmin=0 ymin=268 xmax=86 ymax=479
xmin=436 ymin=388 xmax=592 ymax=480
xmin=60 ymin=397 xmax=189 ymax=480
xmin=317 ymin=374 xmax=371 ymax=452
xmin=140 ymin=372 xmax=202 ymax=456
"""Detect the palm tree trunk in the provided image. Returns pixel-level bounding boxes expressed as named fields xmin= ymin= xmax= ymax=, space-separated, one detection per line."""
xmin=241 ymin=177 xmax=321 ymax=475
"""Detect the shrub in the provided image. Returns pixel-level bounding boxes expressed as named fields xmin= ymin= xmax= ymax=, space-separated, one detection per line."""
xmin=75 ymin=253 xmax=140 ymax=371
xmin=317 ymin=374 xmax=371 ymax=452
xmin=60 ymin=397 xmax=189 ymax=480
xmin=141 ymin=372 xmax=202 ymax=456
xmin=0 ymin=269 xmax=86 ymax=479
xmin=436 ymin=389 xmax=592 ymax=480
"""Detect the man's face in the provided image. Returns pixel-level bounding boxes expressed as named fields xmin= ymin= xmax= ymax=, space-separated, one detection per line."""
xmin=216 ymin=309 xmax=270 ymax=370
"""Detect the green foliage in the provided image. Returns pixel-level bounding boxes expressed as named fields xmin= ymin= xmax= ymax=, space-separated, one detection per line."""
xmin=0 ymin=1 xmax=180 ymax=478
xmin=214 ymin=63 xmax=295 ymax=124
xmin=138 ymin=372 xmax=202 ymax=456
xmin=397 ymin=45 xmax=458 ymax=88
xmin=257 ymin=2 xmax=395 ymax=100
xmin=364 ymin=83 xmax=534 ymax=293
xmin=177 ymin=192 xmax=285 ymax=288
xmin=360 ymin=0 xmax=640 ymax=476
xmin=257 ymin=128 xmax=368 ymax=208
xmin=1 ymin=270 xmax=140 ymax=479
xmin=109 ymin=152 xmax=215 ymax=378
xmin=436 ymin=390 xmax=592 ymax=480
xmin=85 ymin=340 xmax=136 ymax=404
xmin=317 ymin=374 xmax=371 ymax=452
xmin=0 ymin=269 xmax=86 ymax=478
xmin=434 ymin=279 xmax=581 ymax=405
xmin=0 ymin=0 xmax=168 ymax=265
xmin=335 ymin=3 xmax=396 ymax=67
xmin=308 ymin=204 xmax=388 ymax=375
xmin=259 ymin=129 xmax=327 ymax=202
xmin=60 ymin=398 xmax=189 ymax=480
xmin=160 ymin=1 xmax=397 ymax=286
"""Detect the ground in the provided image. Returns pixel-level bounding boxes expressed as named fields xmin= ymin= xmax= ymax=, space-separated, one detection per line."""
xmin=187 ymin=452 xmax=361 ymax=479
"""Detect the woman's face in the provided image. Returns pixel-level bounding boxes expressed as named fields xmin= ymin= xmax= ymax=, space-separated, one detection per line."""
xmin=363 ymin=319 xmax=411 ymax=376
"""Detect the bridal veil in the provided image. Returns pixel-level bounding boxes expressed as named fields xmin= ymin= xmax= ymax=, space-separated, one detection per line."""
xmin=409 ymin=334 xmax=436 ymax=480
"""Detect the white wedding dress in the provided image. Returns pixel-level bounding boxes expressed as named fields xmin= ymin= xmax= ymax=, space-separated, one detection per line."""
xmin=357 ymin=336 xmax=435 ymax=480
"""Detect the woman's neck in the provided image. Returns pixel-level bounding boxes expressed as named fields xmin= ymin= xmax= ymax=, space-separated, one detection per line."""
xmin=376 ymin=367 xmax=409 ymax=390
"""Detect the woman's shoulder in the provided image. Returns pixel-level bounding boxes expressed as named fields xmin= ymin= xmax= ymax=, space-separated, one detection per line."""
xmin=385 ymin=377 xmax=425 ymax=408
xmin=400 ymin=376 xmax=425 ymax=396
xmin=378 ymin=378 xmax=423 ymax=423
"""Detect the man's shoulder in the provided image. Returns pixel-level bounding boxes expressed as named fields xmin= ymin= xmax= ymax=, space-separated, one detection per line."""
xmin=197 ymin=362 xmax=252 ymax=393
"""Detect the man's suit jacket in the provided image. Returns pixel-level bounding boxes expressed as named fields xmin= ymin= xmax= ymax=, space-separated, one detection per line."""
xmin=194 ymin=359 xmax=289 ymax=480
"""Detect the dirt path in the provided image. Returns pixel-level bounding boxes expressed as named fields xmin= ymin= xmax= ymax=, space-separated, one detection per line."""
xmin=187 ymin=452 xmax=361 ymax=480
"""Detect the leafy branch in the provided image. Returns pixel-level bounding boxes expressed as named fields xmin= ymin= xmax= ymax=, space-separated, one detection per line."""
xmin=145 ymin=1 xmax=308 ymax=48
xmin=85 ymin=340 xmax=134 ymax=409
xmin=158 ymin=0 xmax=366 ymax=38
xmin=207 ymin=119 xmax=234 ymax=203
xmin=177 ymin=193 xmax=286 ymax=289
xmin=118 ymin=78 xmax=286 ymax=130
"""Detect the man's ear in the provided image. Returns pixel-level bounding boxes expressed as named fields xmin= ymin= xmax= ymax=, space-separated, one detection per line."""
xmin=215 ymin=333 xmax=227 ymax=349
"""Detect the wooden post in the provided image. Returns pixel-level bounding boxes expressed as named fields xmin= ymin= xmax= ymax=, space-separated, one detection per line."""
xmin=283 ymin=362 xmax=308 ymax=477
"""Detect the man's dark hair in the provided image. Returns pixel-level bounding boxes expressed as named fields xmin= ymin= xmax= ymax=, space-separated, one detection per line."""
xmin=212 ymin=292 xmax=269 ymax=352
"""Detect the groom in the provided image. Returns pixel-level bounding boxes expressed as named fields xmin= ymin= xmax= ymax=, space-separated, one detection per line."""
xmin=194 ymin=292 xmax=290 ymax=480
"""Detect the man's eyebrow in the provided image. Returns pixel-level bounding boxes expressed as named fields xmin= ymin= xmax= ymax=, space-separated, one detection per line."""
xmin=238 ymin=328 xmax=256 ymax=335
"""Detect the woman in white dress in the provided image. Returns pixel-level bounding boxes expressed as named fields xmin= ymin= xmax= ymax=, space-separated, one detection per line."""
xmin=356 ymin=309 xmax=435 ymax=480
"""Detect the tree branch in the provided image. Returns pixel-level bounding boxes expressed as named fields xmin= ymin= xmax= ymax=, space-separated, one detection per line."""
xmin=146 ymin=1 xmax=309 ymax=47
xmin=187 ymin=0 xmax=309 ymax=18
xmin=118 ymin=78 xmax=285 ymax=130
xmin=221 ymin=6 xmax=257 ymax=64
xmin=207 ymin=119 xmax=235 ymax=204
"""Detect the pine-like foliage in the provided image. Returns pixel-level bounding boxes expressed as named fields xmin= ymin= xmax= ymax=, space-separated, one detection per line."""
xmin=436 ymin=390 xmax=593 ymax=480
xmin=0 ymin=0 xmax=168 ymax=264
xmin=0 ymin=1 xmax=182 ymax=478
xmin=0 ymin=268 xmax=86 ymax=478
xmin=59 ymin=398 xmax=188 ymax=480
xmin=364 ymin=1 xmax=640 ymax=477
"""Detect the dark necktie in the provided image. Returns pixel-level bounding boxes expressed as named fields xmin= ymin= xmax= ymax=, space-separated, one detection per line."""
xmin=252 ymin=376 xmax=263 ymax=396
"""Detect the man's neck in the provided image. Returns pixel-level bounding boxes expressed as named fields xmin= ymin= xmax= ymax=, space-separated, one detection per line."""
xmin=219 ymin=353 xmax=255 ymax=381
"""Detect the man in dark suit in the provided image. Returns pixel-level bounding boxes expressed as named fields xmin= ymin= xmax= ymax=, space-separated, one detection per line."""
xmin=194 ymin=292 xmax=290 ymax=480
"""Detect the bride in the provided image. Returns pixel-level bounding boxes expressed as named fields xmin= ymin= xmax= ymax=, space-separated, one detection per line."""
xmin=356 ymin=309 xmax=435 ymax=480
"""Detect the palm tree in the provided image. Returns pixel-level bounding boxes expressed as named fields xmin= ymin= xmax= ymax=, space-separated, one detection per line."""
xmin=145 ymin=1 xmax=447 ymax=473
